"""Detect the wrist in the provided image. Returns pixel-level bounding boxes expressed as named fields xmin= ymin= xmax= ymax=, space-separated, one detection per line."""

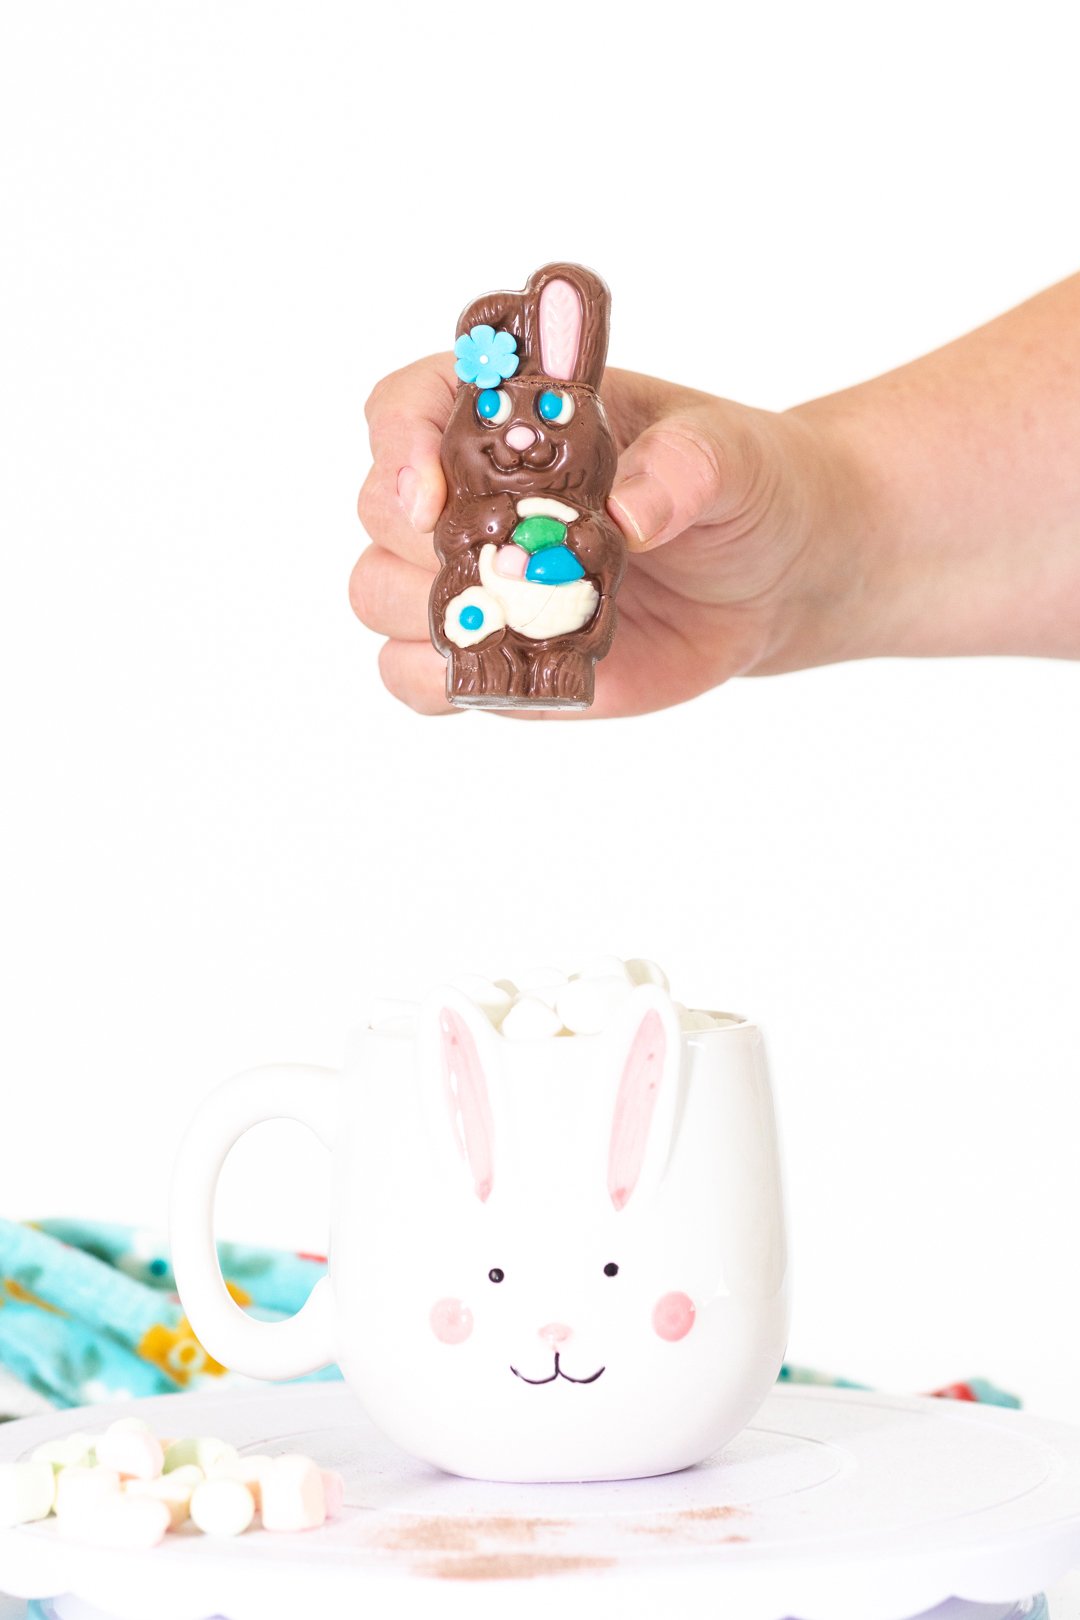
xmin=756 ymin=397 xmax=893 ymax=674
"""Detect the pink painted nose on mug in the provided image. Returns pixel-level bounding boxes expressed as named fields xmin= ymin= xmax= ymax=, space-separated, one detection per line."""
xmin=539 ymin=1322 xmax=572 ymax=1346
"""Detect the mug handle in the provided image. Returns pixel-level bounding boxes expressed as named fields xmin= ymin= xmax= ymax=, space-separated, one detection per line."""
xmin=170 ymin=1064 xmax=339 ymax=1379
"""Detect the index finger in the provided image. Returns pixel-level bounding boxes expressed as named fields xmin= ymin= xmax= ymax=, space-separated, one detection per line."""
xmin=357 ymin=355 xmax=455 ymax=566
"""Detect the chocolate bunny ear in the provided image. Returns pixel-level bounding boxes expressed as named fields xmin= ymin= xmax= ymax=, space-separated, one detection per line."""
xmin=455 ymin=289 xmax=524 ymax=347
xmin=524 ymin=262 xmax=610 ymax=389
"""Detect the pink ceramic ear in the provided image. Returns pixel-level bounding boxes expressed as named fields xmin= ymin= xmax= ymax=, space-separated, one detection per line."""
xmin=607 ymin=1008 xmax=666 ymax=1211
xmin=439 ymin=1007 xmax=495 ymax=1202
xmin=538 ymin=278 xmax=583 ymax=381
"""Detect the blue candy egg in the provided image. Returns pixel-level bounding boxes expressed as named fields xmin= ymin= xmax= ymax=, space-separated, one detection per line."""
xmin=524 ymin=544 xmax=585 ymax=584
xmin=459 ymin=604 xmax=485 ymax=631
xmin=476 ymin=389 xmax=501 ymax=419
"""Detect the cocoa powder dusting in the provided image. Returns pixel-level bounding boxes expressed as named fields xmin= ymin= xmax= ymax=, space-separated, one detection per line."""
xmin=427 ymin=1552 xmax=615 ymax=1582
xmin=379 ymin=1514 xmax=569 ymax=1555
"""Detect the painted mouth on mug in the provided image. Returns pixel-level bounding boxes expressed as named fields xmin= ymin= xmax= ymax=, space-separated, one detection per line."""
xmin=510 ymin=1352 xmax=605 ymax=1386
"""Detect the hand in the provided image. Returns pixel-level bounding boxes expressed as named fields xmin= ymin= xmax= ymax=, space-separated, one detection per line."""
xmin=351 ymin=357 xmax=867 ymax=718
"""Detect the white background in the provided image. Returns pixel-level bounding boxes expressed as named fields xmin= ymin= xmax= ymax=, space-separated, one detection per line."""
xmin=2 ymin=0 xmax=1079 ymax=1430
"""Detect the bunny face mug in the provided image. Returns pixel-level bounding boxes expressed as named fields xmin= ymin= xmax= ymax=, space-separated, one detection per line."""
xmin=171 ymin=977 xmax=790 ymax=1483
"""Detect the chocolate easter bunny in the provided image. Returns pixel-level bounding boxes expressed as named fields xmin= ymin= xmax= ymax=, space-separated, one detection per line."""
xmin=430 ymin=264 xmax=626 ymax=710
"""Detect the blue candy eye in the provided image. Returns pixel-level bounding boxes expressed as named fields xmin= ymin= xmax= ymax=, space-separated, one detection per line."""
xmin=537 ymin=389 xmax=575 ymax=426
xmin=476 ymin=388 xmax=512 ymax=426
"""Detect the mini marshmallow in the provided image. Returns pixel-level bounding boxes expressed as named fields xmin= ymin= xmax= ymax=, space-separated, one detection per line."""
xmin=124 ymin=1471 xmax=198 ymax=1531
xmin=576 ymin=955 xmax=632 ymax=984
xmin=556 ymin=974 xmax=633 ymax=1035
xmin=513 ymin=966 xmax=568 ymax=1007
xmin=190 ymin=1478 xmax=256 ymax=1537
xmin=626 ymin=958 xmax=670 ymax=990
xmin=61 ymin=1492 xmax=171 ymax=1549
xmin=321 ymin=1469 xmax=346 ymax=1519
xmin=95 ymin=1420 xmax=164 ymax=1480
xmin=500 ymin=995 xmax=564 ymax=1041
xmin=208 ymin=1452 xmax=271 ymax=1512
xmin=450 ymin=974 xmax=513 ymax=1025
xmin=0 ymin=1461 xmax=56 ymax=1527
xmin=163 ymin=1436 xmax=238 ymax=1475
xmin=55 ymin=1466 xmax=121 ymax=1520
xmin=31 ymin=1433 xmax=96 ymax=1473
xmin=260 ymin=1454 xmax=326 ymax=1532
xmin=679 ymin=1009 xmax=720 ymax=1031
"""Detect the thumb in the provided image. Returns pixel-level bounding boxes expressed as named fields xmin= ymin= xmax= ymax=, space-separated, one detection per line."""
xmin=608 ymin=410 xmax=748 ymax=552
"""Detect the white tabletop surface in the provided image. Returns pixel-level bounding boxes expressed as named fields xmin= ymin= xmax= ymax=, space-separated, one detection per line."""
xmin=4 ymin=1383 xmax=1080 ymax=1620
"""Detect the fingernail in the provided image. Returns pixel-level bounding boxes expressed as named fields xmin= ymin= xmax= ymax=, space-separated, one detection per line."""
xmin=396 ymin=466 xmax=422 ymax=528
xmin=608 ymin=474 xmax=674 ymax=548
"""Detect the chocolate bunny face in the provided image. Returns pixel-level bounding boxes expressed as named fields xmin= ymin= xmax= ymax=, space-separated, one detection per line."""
xmin=441 ymin=262 xmax=617 ymax=509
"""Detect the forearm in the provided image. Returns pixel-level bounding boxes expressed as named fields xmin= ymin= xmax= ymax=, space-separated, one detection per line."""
xmin=794 ymin=274 xmax=1080 ymax=661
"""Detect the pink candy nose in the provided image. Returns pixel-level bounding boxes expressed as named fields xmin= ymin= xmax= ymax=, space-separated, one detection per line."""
xmin=505 ymin=425 xmax=537 ymax=451
xmin=539 ymin=1322 xmax=572 ymax=1345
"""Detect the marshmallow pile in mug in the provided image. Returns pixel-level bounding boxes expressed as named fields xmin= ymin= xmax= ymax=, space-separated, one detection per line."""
xmin=365 ymin=956 xmax=739 ymax=1041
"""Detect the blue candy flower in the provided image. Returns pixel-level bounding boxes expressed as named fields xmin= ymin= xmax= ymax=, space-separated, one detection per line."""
xmin=454 ymin=325 xmax=519 ymax=388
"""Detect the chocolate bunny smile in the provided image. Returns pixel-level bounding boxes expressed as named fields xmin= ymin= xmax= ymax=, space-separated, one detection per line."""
xmin=483 ymin=440 xmax=561 ymax=475
xmin=511 ymin=1353 xmax=605 ymax=1386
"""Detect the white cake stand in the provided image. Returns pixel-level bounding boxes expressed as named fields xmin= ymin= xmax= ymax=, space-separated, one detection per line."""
xmin=1 ymin=1384 xmax=1078 ymax=1620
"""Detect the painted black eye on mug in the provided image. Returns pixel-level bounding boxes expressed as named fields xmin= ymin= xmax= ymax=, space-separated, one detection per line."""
xmin=488 ymin=1267 xmax=505 ymax=1283
xmin=603 ymin=1262 xmax=619 ymax=1277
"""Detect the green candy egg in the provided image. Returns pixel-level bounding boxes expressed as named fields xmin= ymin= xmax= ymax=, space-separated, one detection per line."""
xmin=511 ymin=515 xmax=567 ymax=554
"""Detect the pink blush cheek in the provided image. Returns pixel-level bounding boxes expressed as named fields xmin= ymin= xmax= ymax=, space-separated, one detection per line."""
xmin=430 ymin=1297 xmax=474 ymax=1345
xmin=653 ymin=1291 xmax=696 ymax=1342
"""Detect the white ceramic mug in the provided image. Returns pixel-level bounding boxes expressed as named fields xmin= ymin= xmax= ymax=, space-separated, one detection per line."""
xmin=170 ymin=985 xmax=790 ymax=1482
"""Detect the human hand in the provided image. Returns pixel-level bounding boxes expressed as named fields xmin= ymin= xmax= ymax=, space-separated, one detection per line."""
xmin=351 ymin=357 xmax=867 ymax=718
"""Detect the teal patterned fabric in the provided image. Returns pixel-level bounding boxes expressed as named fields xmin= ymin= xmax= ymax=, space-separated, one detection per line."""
xmin=0 ymin=1218 xmax=336 ymax=1409
xmin=0 ymin=1217 xmax=1019 ymax=1413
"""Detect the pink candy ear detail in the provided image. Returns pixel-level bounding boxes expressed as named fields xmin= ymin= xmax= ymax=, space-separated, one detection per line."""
xmin=608 ymin=1008 xmax=666 ymax=1212
xmin=439 ymin=1007 xmax=495 ymax=1202
xmin=538 ymin=278 xmax=583 ymax=381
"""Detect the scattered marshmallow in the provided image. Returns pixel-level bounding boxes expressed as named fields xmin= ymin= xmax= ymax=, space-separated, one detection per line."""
xmin=31 ymin=1434 xmax=96 ymax=1472
xmin=500 ymin=995 xmax=564 ymax=1041
xmin=556 ymin=974 xmax=633 ymax=1035
xmin=0 ymin=1461 xmax=56 ymax=1527
xmin=7 ymin=1419 xmax=345 ymax=1546
xmin=190 ymin=1477 xmax=256 ymax=1537
xmin=62 ymin=1492 xmax=171 ymax=1549
xmin=260 ymin=1454 xmax=327 ymax=1532
xmin=125 ymin=1471 xmax=198 ymax=1531
xmin=95 ymin=1419 xmax=164 ymax=1480
xmin=321 ymin=1469 xmax=346 ymax=1519
xmin=163 ymin=1436 xmax=237 ymax=1475
xmin=208 ymin=1452 xmax=271 ymax=1512
xmin=55 ymin=1466 xmax=122 ymax=1521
